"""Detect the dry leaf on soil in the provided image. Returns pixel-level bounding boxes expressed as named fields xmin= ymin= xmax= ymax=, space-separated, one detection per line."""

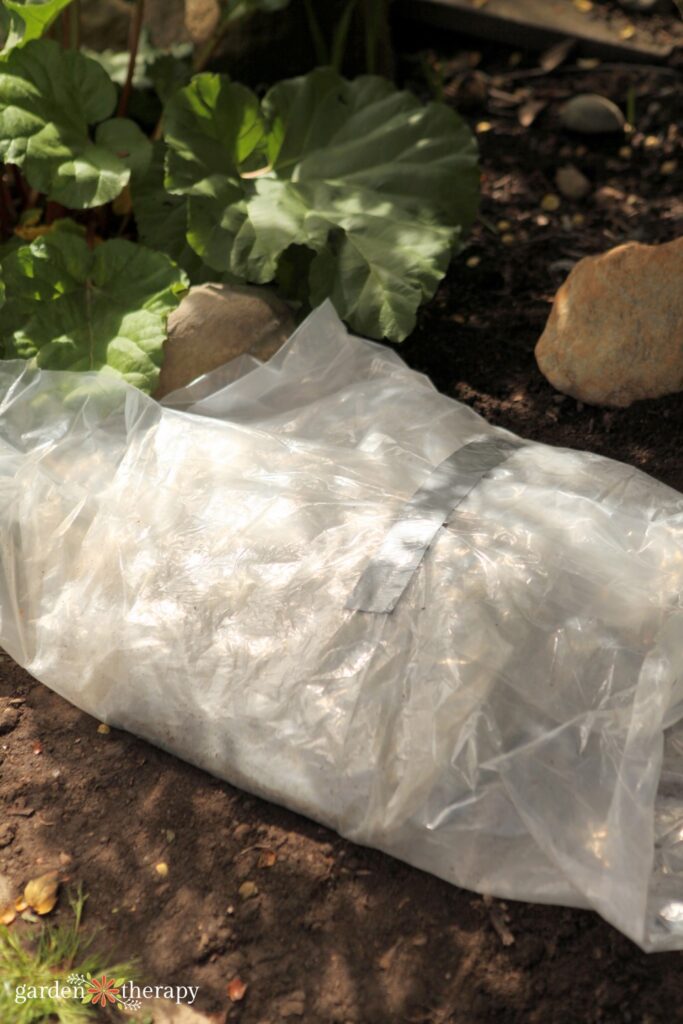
xmin=227 ymin=977 xmax=248 ymax=1002
xmin=23 ymin=872 xmax=59 ymax=915
xmin=518 ymin=99 xmax=547 ymax=128
xmin=257 ymin=849 xmax=277 ymax=869
xmin=540 ymin=38 xmax=575 ymax=73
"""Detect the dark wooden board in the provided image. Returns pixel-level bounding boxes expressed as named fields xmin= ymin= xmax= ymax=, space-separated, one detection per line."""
xmin=395 ymin=0 xmax=674 ymax=61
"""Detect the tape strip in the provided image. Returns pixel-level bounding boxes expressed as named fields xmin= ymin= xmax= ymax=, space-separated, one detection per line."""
xmin=346 ymin=437 xmax=522 ymax=614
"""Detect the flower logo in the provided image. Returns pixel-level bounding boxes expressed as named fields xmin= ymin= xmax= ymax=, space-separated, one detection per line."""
xmin=85 ymin=975 xmax=121 ymax=1007
xmin=67 ymin=972 xmax=140 ymax=1013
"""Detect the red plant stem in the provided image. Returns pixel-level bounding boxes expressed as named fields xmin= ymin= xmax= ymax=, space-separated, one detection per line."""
xmin=0 ymin=172 xmax=13 ymax=237
xmin=45 ymin=201 xmax=66 ymax=225
xmin=69 ymin=0 xmax=81 ymax=50
xmin=10 ymin=164 xmax=30 ymax=209
xmin=117 ymin=0 xmax=145 ymax=118
xmin=61 ymin=7 xmax=70 ymax=48
xmin=86 ymin=216 xmax=97 ymax=249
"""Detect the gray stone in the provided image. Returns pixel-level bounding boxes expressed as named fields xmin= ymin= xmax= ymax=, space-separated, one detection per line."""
xmin=155 ymin=284 xmax=296 ymax=399
xmin=559 ymin=94 xmax=625 ymax=134
xmin=555 ymin=165 xmax=591 ymax=201
xmin=535 ymin=236 xmax=683 ymax=408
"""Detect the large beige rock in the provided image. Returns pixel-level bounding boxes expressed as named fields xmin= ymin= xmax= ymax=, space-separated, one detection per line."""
xmin=535 ymin=237 xmax=683 ymax=407
xmin=155 ymin=284 xmax=295 ymax=399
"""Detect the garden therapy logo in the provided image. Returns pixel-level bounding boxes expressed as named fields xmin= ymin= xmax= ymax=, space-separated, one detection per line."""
xmin=12 ymin=973 xmax=200 ymax=1011
xmin=69 ymin=972 xmax=141 ymax=1012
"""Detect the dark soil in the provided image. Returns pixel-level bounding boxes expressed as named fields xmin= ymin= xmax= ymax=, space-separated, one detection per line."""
xmin=399 ymin=36 xmax=683 ymax=495
xmin=1 ymin=19 xmax=683 ymax=1024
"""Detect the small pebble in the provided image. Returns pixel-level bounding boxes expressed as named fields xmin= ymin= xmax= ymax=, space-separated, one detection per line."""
xmin=541 ymin=194 xmax=561 ymax=212
xmin=555 ymin=165 xmax=591 ymax=201
xmin=0 ymin=708 xmax=20 ymax=735
xmin=238 ymin=880 xmax=258 ymax=900
xmin=559 ymin=94 xmax=625 ymax=134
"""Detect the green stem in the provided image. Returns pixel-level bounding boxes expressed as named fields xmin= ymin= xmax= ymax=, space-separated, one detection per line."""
xmin=303 ymin=0 xmax=329 ymax=66
xmin=363 ymin=0 xmax=392 ymax=76
xmin=363 ymin=0 xmax=380 ymax=74
xmin=117 ymin=0 xmax=145 ymax=118
xmin=331 ymin=0 xmax=358 ymax=73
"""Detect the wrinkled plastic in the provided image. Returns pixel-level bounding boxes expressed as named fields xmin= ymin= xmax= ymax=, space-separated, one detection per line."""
xmin=1 ymin=301 xmax=683 ymax=950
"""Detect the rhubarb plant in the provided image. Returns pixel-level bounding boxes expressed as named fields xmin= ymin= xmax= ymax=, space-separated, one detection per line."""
xmin=0 ymin=0 xmax=479 ymax=391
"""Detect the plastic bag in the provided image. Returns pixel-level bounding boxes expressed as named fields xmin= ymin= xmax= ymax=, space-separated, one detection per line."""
xmin=1 ymin=301 xmax=682 ymax=951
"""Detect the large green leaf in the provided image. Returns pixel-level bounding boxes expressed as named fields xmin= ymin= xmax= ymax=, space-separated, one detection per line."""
xmin=131 ymin=142 xmax=235 ymax=285
xmin=0 ymin=38 xmax=149 ymax=208
xmin=0 ymin=0 xmax=74 ymax=54
xmin=163 ymin=68 xmax=479 ymax=340
xmin=84 ymin=31 xmax=192 ymax=104
xmin=0 ymin=233 xmax=187 ymax=392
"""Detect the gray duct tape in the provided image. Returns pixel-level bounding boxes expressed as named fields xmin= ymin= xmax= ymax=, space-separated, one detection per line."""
xmin=346 ymin=437 xmax=523 ymax=614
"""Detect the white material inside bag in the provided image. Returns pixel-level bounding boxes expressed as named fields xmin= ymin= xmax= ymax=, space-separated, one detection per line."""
xmin=1 ymin=301 xmax=682 ymax=950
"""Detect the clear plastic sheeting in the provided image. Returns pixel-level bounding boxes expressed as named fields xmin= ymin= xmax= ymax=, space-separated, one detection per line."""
xmin=1 ymin=301 xmax=682 ymax=951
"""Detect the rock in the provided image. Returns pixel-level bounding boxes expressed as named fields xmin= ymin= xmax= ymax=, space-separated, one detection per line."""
xmin=535 ymin=237 xmax=683 ymax=407
xmin=238 ymin=879 xmax=258 ymax=900
xmin=155 ymin=284 xmax=295 ymax=400
xmin=0 ymin=706 xmax=20 ymax=735
xmin=184 ymin=0 xmax=221 ymax=45
xmin=559 ymin=94 xmax=625 ymax=134
xmin=555 ymin=165 xmax=591 ymax=201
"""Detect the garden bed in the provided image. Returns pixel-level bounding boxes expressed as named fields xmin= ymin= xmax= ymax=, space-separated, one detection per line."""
xmin=1 ymin=21 xmax=682 ymax=1024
